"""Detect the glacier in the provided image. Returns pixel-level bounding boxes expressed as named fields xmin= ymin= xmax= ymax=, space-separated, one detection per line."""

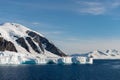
xmin=0 ymin=51 xmax=93 ymax=64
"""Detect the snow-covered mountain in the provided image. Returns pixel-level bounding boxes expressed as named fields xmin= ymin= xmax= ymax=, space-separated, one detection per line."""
xmin=88 ymin=49 xmax=120 ymax=59
xmin=0 ymin=22 xmax=66 ymax=64
xmin=71 ymin=49 xmax=120 ymax=59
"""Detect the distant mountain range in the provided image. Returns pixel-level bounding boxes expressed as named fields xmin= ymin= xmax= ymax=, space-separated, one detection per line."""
xmin=71 ymin=49 xmax=120 ymax=59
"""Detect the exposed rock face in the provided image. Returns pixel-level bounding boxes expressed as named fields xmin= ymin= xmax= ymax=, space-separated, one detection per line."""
xmin=16 ymin=37 xmax=30 ymax=52
xmin=26 ymin=37 xmax=41 ymax=53
xmin=26 ymin=30 xmax=66 ymax=56
xmin=0 ymin=37 xmax=17 ymax=52
xmin=33 ymin=36 xmax=44 ymax=53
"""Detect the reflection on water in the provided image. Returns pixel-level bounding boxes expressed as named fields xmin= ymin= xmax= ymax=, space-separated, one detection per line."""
xmin=0 ymin=60 xmax=120 ymax=80
xmin=112 ymin=65 xmax=120 ymax=69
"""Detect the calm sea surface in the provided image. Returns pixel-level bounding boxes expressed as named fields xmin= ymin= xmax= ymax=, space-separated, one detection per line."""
xmin=0 ymin=60 xmax=120 ymax=80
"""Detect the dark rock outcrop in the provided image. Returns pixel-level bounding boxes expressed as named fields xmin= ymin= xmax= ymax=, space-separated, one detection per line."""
xmin=33 ymin=37 xmax=44 ymax=53
xmin=0 ymin=37 xmax=17 ymax=52
xmin=16 ymin=37 xmax=30 ymax=52
xmin=26 ymin=37 xmax=41 ymax=53
xmin=26 ymin=30 xmax=66 ymax=57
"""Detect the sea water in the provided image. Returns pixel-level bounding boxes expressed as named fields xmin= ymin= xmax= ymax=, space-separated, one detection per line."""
xmin=0 ymin=60 xmax=120 ymax=80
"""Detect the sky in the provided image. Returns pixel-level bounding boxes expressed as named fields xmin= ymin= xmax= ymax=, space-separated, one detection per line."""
xmin=0 ymin=0 xmax=120 ymax=54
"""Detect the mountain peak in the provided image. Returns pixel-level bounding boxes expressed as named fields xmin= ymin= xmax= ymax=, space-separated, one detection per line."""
xmin=2 ymin=22 xmax=22 ymax=26
xmin=1 ymin=22 xmax=30 ymax=31
xmin=0 ymin=22 xmax=66 ymax=57
xmin=106 ymin=49 xmax=119 ymax=54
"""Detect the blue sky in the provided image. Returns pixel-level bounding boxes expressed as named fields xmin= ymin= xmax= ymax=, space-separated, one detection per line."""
xmin=0 ymin=0 xmax=120 ymax=54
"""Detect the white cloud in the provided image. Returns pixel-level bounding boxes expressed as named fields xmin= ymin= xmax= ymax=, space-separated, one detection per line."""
xmin=111 ymin=1 xmax=120 ymax=8
xmin=41 ymin=31 xmax=63 ymax=36
xmin=79 ymin=7 xmax=106 ymax=15
xmin=32 ymin=22 xmax=41 ymax=25
xmin=4 ymin=0 xmax=120 ymax=16
xmin=75 ymin=0 xmax=120 ymax=15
